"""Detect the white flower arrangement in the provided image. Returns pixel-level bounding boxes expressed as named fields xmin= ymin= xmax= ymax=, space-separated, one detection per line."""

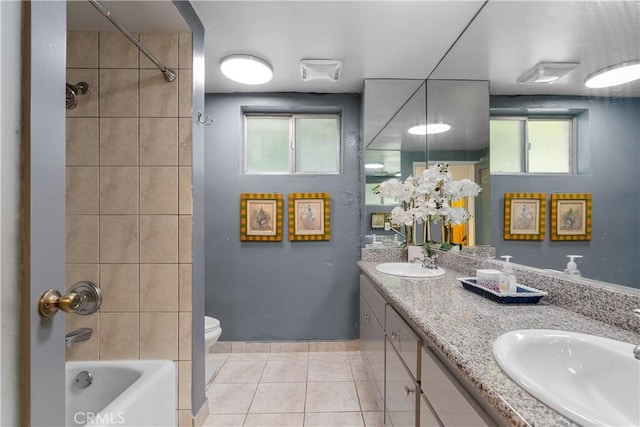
xmin=374 ymin=163 xmax=481 ymax=245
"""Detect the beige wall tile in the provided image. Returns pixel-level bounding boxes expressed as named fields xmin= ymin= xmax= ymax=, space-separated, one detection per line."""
xmin=140 ymin=69 xmax=178 ymax=117
xmin=100 ymin=167 xmax=139 ymax=214
xmin=178 ymin=360 xmax=192 ymax=409
xmin=140 ymin=215 xmax=178 ymax=263
xmin=178 ymin=118 xmax=193 ymax=166
xmin=140 ymin=167 xmax=178 ymax=214
xmin=100 ymin=69 xmax=139 ymax=117
xmin=66 ymin=69 xmax=98 ymax=117
xmin=100 ymin=215 xmax=139 ymax=263
xmin=66 ymin=215 xmax=99 ymax=263
xmin=140 ymin=263 xmax=178 ymax=312
xmin=178 ymin=33 xmax=192 ymax=70
xmin=179 ymin=216 xmax=192 ymax=264
xmin=100 ymin=264 xmax=139 ymax=312
xmin=309 ymin=341 xmax=349 ymax=352
xmin=139 ymin=33 xmax=178 ymax=69
xmin=65 ymin=312 xmax=100 ymax=361
xmin=66 ymin=167 xmax=99 ymax=214
xmin=177 ymin=410 xmax=192 ymax=427
xmin=100 ymin=313 xmax=139 ymax=359
xmin=231 ymin=342 xmax=270 ymax=353
xmin=66 ymin=118 xmax=98 ymax=166
xmin=140 ymin=118 xmax=178 ymax=165
xmin=99 ymin=118 xmax=139 ymax=165
xmin=178 ymin=69 xmax=192 ymax=118
xmin=179 ymin=264 xmax=192 ymax=312
xmin=65 ymin=264 xmax=99 ymax=290
xmin=99 ymin=32 xmax=139 ymax=69
xmin=179 ymin=311 xmax=192 ymax=360
xmin=179 ymin=167 xmax=193 ymax=215
xmin=67 ymin=31 xmax=98 ymax=69
xmin=346 ymin=340 xmax=360 ymax=351
xmin=269 ymin=342 xmax=309 ymax=353
xmin=140 ymin=312 xmax=178 ymax=359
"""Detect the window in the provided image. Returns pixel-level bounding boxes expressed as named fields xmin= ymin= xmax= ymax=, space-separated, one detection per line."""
xmin=490 ymin=117 xmax=574 ymax=174
xmin=245 ymin=114 xmax=340 ymax=174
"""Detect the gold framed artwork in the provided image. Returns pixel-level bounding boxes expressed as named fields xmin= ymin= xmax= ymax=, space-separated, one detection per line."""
xmin=288 ymin=193 xmax=331 ymax=241
xmin=240 ymin=193 xmax=283 ymax=241
xmin=371 ymin=212 xmax=390 ymax=230
xmin=550 ymin=193 xmax=592 ymax=241
xmin=504 ymin=193 xmax=546 ymax=240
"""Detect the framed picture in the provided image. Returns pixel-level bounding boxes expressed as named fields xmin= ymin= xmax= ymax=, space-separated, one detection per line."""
xmin=288 ymin=193 xmax=331 ymax=241
xmin=504 ymin=193 xmax=546 ymax=240
xmin=551 ymin=193 xmax=592 ymax=241
xmin=240 ymin=193 xmax=283 ymax=241
xmin=371 ymin=212 xmax=389 ymax=230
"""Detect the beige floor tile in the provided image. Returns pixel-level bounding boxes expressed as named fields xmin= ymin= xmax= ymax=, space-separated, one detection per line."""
xmin=348 ymin=351 xmax=364 ymax=360
xmin=203 ymin=414 xmax=245 ymax=427
xmin=361 ymin=412 xmax=384 ymax=427
xmin=268 ymin=352 xmax=309 ymax=361
xmin=214 ymin=361 xmax=266 ymax=384
xmin=355 ymin=382 xmax=383 ymax=412
xmin=244 ymin=413 xmax=304 ymax=427
xmin=249 ymin=383 xmax=306 ymax=413
xmin=207 ymin=383 xmax=258 ymax=414
xmin=308 ymin=359 xmax=353 ymax=382
xmin=207 ymin=352 xmax=231 ymax=362
xmin=226 ymin=352 xmax=270 ymax=361
xmin=308 ymin=351 xmax=350 ymax=361
xmin=261 ymin=360 xmax=308 ymax=383
xmin=305 ymin=382 xmax=360 ymax=413
xmin=304 ymin=412 xmax=364 ymax=426
xmin=349 ymin=359 xmax=375 ymax=382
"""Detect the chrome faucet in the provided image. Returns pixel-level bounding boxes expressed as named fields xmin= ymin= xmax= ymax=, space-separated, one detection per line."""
xmin=634 ymin=309 xmax=640 ymax=360
xmin=66 ymin=327 xmax=93 ymax=349
xmin=410 ymin=254 xmax=438 ymax=270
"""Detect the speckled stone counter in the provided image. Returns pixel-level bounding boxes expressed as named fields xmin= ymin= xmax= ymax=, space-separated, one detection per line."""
xmin=358 ymin=261 xmax=639 ymax=427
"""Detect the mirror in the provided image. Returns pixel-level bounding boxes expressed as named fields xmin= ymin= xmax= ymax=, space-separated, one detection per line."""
xmin=365 ymin=1 xmax=640 ymax=289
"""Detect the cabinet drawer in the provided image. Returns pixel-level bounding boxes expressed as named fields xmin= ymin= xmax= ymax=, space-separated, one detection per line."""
xmin=421 ymin=347 xmax=492 ymax=427
xmin=360 ymin=274 xmax=387 ymax=325
xmin=386 ymin=305 xmax=421 ymax=379
xmin=420 ymin=394 xmax=442 ymax=427
xmin=386 ymin=338 xmax=419 ymax=427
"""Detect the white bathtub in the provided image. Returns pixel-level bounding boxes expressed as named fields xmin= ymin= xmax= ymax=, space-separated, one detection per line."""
xmin=66 ymin=360 xmax=176 ymax=427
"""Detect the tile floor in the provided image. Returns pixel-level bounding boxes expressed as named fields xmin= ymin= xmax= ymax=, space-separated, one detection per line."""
xmin=203 ymin=351 xmax=384 ymax=427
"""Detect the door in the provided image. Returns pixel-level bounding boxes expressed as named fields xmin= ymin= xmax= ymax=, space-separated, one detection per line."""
xmin=21 ymin=1 xmax=67 ymax=426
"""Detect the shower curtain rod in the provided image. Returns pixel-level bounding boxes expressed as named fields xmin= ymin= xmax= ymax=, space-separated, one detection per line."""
xmin=88 ymin=0 xmax=177 ymax=82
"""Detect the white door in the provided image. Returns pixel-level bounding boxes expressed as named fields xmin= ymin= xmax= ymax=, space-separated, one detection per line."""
xmin=23 ymin=1 xmax=67 ymax=425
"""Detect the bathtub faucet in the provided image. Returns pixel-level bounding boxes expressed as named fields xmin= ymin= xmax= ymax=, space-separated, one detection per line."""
xmin=66 ymin=327 xmax=93 ymax=348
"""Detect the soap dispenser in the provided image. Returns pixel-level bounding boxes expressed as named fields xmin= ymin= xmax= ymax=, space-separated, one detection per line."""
xmin=563 ymin=255 xmax=583 ymax=276
xmin=499 ymin=255 xmax=517 ymax=293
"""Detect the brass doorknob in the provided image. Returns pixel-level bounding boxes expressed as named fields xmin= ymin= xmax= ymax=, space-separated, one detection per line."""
xmin=38 ymin=281 xmax=101 ymax=320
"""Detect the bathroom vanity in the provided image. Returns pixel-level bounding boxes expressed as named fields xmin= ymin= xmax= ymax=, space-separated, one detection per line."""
xmin=358 ymin=250 xmax=640 ymax=426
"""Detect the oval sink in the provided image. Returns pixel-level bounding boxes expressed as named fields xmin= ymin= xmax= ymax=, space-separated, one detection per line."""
xmin=493 ymin=329 xmax=639 ymax=427
xmin=375 ymin=262 xmax=445 ymax=278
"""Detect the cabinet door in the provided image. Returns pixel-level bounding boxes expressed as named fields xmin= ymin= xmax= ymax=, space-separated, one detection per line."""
xmin=360 ymin=296 xmax=385 ymax=406
xmin=420 ymin=394 xmax=443 ymax=427
xmin=386 ymin=338 xmax=419 ymax=427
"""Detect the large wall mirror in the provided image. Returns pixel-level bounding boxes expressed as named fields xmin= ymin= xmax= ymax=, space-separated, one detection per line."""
xmin=365 ymin=1 xmax=640 ymax=289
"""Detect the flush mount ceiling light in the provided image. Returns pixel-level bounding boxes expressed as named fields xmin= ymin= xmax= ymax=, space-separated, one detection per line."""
xmin=219 ymin=54 xmax=273 ymax=85
xmin=517 ymin=62 xmax=580 ymax=84
xmin=408 ymin=123 xmax=452 ymax=135
xmin=300 ymin=59 xmax=342 ymax=82
xmin=364 ymin=163 xmax=385 ymax=170
xmin=585 ymin=60 xmax=640 ymax=88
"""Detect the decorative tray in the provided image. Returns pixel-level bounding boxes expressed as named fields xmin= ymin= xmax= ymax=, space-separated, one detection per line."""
xmin=457 ymin=277 xmax=548 ymax=304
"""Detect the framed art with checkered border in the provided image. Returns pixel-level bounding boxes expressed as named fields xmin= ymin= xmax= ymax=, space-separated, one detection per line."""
xmin=240 ymin=193 xmax=283 ymax=241
xmin=504 ymin=192 xmax=546 ymax=240
xmin=288 ymin=193 xmax=331 ymax=241
xmin=551 ymin=193 xmax=592 ymax=241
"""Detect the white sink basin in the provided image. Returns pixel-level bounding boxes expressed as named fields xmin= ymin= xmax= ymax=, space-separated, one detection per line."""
xmin=493 ymin=329 xmax=640 ymax=427
xmin=375 ymin=262 xmax=445 ymax=278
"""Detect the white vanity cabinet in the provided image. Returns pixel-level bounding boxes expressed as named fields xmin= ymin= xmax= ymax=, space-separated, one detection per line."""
xmin=385 ymin=336 xmax=420 ymax=426
xmin=359 ymin=276 xmax=386 ymax=409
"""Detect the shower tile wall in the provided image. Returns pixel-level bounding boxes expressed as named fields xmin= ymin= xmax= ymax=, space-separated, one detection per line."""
xmin=65 ymin=31 xmax=194 ymax=424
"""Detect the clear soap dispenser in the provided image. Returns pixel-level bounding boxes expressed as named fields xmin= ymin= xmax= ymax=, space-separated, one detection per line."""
xmin=499 ymin=255 xmax=517 ymax=293
xmin=563 ymin=255 xmax=583 ymax=276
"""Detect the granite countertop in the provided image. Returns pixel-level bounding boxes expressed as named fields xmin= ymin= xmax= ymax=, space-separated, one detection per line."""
xmin=358 ymin=261 xmax=639 ymax=427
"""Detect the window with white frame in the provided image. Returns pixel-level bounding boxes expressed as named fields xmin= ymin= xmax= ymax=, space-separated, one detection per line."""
xmin=490 ymin=117 xmax=575 ymax=174
xmin=245 ymin=114 xmax=341 ymax=174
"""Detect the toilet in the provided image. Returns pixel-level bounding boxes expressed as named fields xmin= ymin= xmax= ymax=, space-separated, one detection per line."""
xmin=205 ymin=316 xmax=222 ymax=385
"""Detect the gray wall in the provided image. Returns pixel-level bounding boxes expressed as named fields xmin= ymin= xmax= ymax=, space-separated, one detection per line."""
xmin=490 ymin=96 xmax=640 ymax=288
xmin=204 ymin=93 xmax=362 ymax=341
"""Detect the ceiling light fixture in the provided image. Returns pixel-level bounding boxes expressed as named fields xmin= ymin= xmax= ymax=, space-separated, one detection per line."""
xmin=517 ymin=62 xmax=579 ymax=84
xmin=219 ymin=54 xmax=273 ymax=85
xmin=364 ymin=163 xmax=385 ymax=170
xmin=300 ymin=59 xmax=342 ymax=82
xmin=584 ymin=60 xmax=640 ymax=88
xmin=408 ymin=123 xmax=451 ymax=135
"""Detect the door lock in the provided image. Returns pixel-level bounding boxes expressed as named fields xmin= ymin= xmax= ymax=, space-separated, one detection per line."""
xmin=38 ymin=281 xmax=102 ymax=319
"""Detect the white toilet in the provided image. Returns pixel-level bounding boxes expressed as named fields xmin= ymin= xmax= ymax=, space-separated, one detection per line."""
xmin=205 ymin=316 xmax=222 ymax=385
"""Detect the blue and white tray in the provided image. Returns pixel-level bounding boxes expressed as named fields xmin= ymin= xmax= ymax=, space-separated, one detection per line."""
xmin=457 ymin=277 xmax=548 ymax=304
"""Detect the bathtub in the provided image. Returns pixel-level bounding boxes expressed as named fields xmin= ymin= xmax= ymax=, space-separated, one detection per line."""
xmin=66 ymin=360 xmax=176 ymax=427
